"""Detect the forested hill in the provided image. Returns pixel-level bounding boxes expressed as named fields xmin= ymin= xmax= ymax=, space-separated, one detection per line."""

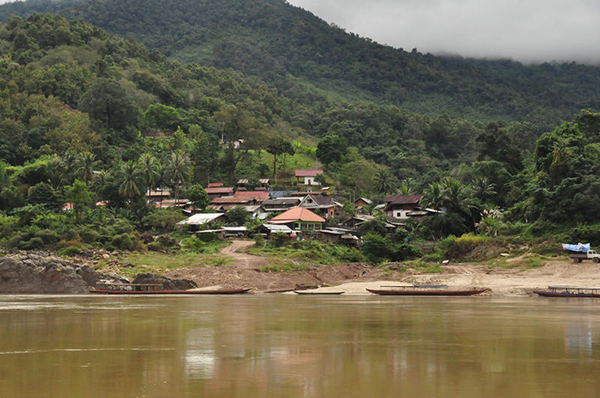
xmin=1 ymin=0 xmax=600 ymax=131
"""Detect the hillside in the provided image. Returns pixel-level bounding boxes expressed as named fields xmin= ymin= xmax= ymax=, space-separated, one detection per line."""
xmin=1 ymin=0 xmax=600 ymax=131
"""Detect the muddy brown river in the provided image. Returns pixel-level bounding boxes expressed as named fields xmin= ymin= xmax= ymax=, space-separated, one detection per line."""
xmin=0 ymin=295 xmax=599 ymax=397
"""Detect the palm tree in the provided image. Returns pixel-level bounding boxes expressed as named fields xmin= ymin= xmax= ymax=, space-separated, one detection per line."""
xmin=472 ymin=176 xmax=497 ymax=203
xmin=398 ymin=177 xmax=416 ymax=195
xmin=75 ymin=152 xmax=98 ymax=183
xmin=117 ymin=161 xmax=143 ymax=200
xmin=165 ymin=150 xmax=191 ymax=202
xmin=138 ymin=153 xmax=160 ymax=195
xmin=422 ymin=182 xmax=445 ymax=210
xmin=372 ymin=169 xmax=397 ymax=194
xmin=441 ymin=177 xmax=475 ymax=217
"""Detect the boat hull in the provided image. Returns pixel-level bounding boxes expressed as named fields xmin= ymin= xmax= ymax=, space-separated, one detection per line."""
xmin=366 ymin=288 xmax=485 ymax=296
xmin=294 ymin=291 xmax=344 ymax=295
xmin=533 ymin=290 xmax=599 ymax=298
xmin=91 ymin=288 xmax=251 ymax=295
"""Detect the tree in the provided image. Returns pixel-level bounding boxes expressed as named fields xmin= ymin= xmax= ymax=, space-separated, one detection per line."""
xmin=476 ymin=122 xmax=523 ymax=174
xmin=187 ymin=184 xmax=209 ymax=210
xmin=266 ymin=135 xmax=295 ymax=178
xmin=26 ymin=182 xmax=61 ymax=211
xmin=144 ymin=103 xmax=180 ymax=131
xmin=117 ymin=160 xmax=144 ymax=200
xmin=138 ymin=153 xmax=160 ymax=195
xmin=78 ymin=78 xmax=140 ymax=134
xmin=165 ymin=150 xmax=191 ymax=201
xmin=372 ymin=169 xmax=397 ymax=194
xmin=75 ymin=151 xmax=98 ymax=183
xmin=64 ymin=179 xmax=94 ymax=223
xmin=226 ymin=206 xmax=250 ymax=226
xmin=213 ymin=105 xmax=265 ymax=181
xmin=316 ymin=135 xmax=348 ymax=166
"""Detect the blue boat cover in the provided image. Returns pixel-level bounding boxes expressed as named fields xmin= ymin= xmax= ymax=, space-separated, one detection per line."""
xmin=562 ymin=243 xmax=591 ymax=252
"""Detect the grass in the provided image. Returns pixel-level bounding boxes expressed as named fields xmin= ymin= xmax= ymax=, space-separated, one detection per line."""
xmin=94 ymin=241 xmax=232 ymax=279
xmin=248 ymin=240 xmax=364 ymax=267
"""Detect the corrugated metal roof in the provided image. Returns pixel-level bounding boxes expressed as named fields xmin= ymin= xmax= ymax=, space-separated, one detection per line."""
xmin=295 ymin=169 xmax=323 ymax=177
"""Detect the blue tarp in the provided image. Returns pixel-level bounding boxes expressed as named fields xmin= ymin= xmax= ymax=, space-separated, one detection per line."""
xmin=562 ymin=243 xmax=591 ymax=252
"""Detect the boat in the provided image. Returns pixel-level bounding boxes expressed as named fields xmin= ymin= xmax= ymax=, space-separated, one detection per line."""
xmin=91 ymin=283 xmax=251 ymax=295
xmin=533 ymin=286 xmax=600 ymax=298
xmin=293 ymin=290 xmax=344 ymax=295
xmin=366 ymin=285 xmax=485 ymax=296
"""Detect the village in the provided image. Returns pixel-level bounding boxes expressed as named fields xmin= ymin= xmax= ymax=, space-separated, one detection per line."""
xmin=145 ymin=169 xmax=441 ymax=244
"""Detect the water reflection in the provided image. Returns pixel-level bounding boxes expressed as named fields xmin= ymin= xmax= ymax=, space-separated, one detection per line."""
xmin=0 ymin=296 xmax=600 ymax=397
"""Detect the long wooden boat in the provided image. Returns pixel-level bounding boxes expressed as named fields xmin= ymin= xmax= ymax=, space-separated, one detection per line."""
xmin=293 ymin=290 xmax=344 ymax=295
xmin=533 ymin=286 xmax=600 ymax=298
xmin=91 ymin=283 xmax=251 ymax=295
xmin=366 ymin=286 xmax=485 ymax=296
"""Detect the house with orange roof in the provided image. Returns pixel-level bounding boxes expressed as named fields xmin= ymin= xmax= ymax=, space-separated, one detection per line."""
xmin=268 ymin=207 xmax=325 ymax=231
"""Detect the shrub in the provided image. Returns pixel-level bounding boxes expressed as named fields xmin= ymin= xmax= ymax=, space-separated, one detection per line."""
xmin=362 ymin=233 xmax=391 ymax=263
xmin=111 ymin=233 xmax=136 ymax=251
xmin=254 ymin=234 xmax=265 ymax=247
xmin=60 ymin=245 xmax=82 ymax=256
xmin=390 ymin=243 xmax=421 ymax=261
xmin=270 ymin=233 xmax=289 ymax=247
xmin=24 ymin=237 xmax=45 ymax=250
xmin=34 ymin=229 xmax=60 ymax=245
xmin=181 ymin=237 xmax=206 ymax=253
xmin=81 ymin=229 xmax=101 ymax=244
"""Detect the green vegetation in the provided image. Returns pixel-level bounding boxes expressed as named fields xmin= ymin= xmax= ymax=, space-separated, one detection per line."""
xmin=0 ymin=10 xmax=599 ymax=276
xmin=248 ymin=239 xmax=365 ymax=271
xmin=2 ymin=0 xmax=599 ymax=130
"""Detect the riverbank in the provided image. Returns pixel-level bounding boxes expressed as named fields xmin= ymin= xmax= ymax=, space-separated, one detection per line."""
xmin=163 ymin=240 xmax=600 ymax=296
xmin=2 ymin=241 xmax=598 ymax=296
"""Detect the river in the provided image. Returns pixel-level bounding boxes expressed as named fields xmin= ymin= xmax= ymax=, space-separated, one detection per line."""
xmin=0 ymin=295 xmax=599 ymax=397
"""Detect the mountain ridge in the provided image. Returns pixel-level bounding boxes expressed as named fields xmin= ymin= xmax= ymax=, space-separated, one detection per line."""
xmin=1 ymin=0 xmax=599 ymax=130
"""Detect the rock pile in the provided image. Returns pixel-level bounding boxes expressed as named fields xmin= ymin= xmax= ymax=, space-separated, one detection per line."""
xmin=0 ymin=254 xmax=196 ymax=294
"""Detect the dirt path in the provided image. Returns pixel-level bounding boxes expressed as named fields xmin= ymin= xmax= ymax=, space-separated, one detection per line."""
xmin=219 ymin=240 xmax=268 ymax=269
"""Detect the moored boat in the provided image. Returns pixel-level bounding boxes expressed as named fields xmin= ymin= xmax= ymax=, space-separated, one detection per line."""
xmin=91 ymin=283 xmax=251 ymax=295
xmin=293 ymin=290 xmax=344 ymax=295
xmin=366 ymin=285 xmax=485 ymax=296
xmin=533 ymin=286 xmax=600 ymax=298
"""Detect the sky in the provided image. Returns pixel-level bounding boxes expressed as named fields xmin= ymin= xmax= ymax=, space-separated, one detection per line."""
xmin=287 ymin=0 xmax=600 ymax=65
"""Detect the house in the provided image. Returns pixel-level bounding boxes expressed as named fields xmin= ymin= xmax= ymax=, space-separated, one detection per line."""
xmin=268 ymin=207 xmax=326 ymax=231
xmin=209 ymin=196 xmax=258 ymax=211
xmin=383 ymin=194 xmax=424 ymax=220
xmin=299 ymin=194 xmax=341 ymax=218
xmin=205 ymin=186 xmax=234 ymax=200
xmin=295 ymin=169 xmax=323 ymax=187
xmin=207 ymin=182 xmax=224 ymax=188
xmin=261 ymin=197 xmax=302 ymax=213
xmin=341 ymin=215 xmax=401 ymax=235
xmin=236 ymin=178 xmax=271 ymax=191
xmin=155 ymin=198 xmax=189 ymax=209
xmin=317 ymin=227 xmax=360 ymax=246
xmin=354 ymin=197 xmax=372 ymax=207
xmin=177 ymin=213 xmax=226 ymax=231
xmin=145 ymin=189 xmax=170 ymax=201
xmin=256 ymin=223 xmax=293 ymax=237
xmin=233 ymin=191 xmax=270 ymax=203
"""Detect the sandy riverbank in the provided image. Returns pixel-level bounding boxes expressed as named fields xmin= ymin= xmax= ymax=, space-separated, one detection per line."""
xmin=164 ymin=240 xmax=600 ymax=296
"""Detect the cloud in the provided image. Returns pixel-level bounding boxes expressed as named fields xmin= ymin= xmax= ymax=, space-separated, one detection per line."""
xmin=287 ymin=0 xmax=600 ymax=64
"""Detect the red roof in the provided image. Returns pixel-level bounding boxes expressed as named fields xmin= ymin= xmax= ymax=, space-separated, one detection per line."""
xmin=208 ymin=182 xmax=224 ymax=188
xmin=234 ymin=191 xmax=270 ymax=202
xmin=206 ymin=187 xmax=234 ymax=194
xmin=270 ymin=207 xmax=326 ymax=223
xmin=295 ymin=169 xmax=323 ymax=177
